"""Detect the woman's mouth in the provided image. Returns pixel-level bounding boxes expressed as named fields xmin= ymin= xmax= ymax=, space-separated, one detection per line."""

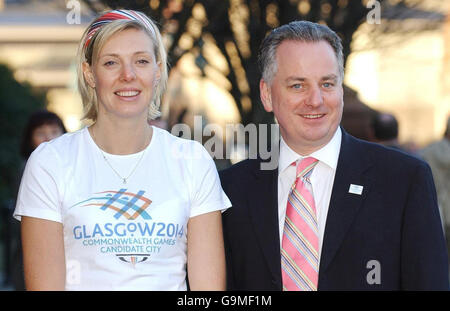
xmin=114 ymin=90 xmax=141 ymax=97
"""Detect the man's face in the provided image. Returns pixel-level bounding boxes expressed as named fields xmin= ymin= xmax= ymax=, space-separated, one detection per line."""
xmin=260 ymin=40 xmax=344 ymax=155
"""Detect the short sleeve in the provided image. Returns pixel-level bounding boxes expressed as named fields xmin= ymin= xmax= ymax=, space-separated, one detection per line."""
xmin=14 ymin=143 xmax=63 ymax=223
xmin=188 ymin=142 xmax=232 ymax=218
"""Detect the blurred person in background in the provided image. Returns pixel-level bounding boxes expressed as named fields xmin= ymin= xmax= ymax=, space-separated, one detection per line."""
xmin=20 ymin=110 xmax=67 ymax=159
xmin=370 ymin=112 xmax=401 ymax=150
xmin=420 ymin=116 xmax=450 ymax=264
xmin=370 ymin=112 xmax=420 ymax=156
xmin=9 ymin=109 xmax=66 ymax=290
xmin=13 ymin=9 xmax=229 ymax=291
xmin=147 ymin=116 xmax=168 ymax=130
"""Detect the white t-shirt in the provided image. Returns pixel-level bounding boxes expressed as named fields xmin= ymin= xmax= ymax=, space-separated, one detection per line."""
xmin=14 ymin=126 xmax=231 ymax=290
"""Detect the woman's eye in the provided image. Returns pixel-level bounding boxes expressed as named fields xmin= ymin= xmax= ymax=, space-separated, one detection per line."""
xmin=137 ymin=59 xmax=150 ymax=64
xmin=104 ymin=60 xmax=116 ymax=66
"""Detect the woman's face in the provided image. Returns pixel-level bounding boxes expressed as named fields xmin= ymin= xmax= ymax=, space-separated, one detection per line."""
xmin=84 ymin=28 xmax=161 ymax=123
xmin=31 ymin=123 xmax=64 ymax=149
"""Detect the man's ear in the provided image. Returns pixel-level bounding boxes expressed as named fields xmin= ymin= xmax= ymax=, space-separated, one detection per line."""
xmin=260 ymin=78 xmax=273 ymax=112
xmin=82 ymin=62 xmax=96 ymax=88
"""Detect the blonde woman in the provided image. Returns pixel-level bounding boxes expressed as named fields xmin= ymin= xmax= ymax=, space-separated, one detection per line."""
xmin=14 ymin=10 xmax=230 ymax=290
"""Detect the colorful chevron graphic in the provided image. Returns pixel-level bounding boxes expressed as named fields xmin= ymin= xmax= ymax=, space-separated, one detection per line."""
xmin=71 ymin=189 xmax=152 ymax=220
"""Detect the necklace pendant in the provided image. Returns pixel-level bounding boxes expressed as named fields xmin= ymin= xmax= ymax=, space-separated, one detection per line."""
xmin=123 ymin=178 xmax=127 ymax=184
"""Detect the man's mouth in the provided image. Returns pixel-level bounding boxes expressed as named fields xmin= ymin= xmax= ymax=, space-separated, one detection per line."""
xmin=301 ymin=114 xmax=325 ymax=119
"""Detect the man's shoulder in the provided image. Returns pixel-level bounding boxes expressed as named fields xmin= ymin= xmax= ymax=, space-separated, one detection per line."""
xmin=343 ymin=132 xmax=429 ymax=171
xmin=219 ymin=158 xmax=260 ymax=180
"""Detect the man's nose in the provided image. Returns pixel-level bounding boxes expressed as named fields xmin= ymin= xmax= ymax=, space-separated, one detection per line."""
xmin=306 ymin=85 xmax=324 ymax=107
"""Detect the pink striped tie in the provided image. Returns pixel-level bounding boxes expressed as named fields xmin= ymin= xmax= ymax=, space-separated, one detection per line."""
xmin=281 ymin=157 xmax=319 ymax=291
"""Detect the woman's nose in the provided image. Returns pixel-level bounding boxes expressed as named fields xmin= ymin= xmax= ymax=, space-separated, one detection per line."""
xmin=120 ymin=63 xmax=136 ymax=81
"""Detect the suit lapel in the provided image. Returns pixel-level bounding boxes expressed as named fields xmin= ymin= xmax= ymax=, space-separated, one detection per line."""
xmin=247 ymin=159 xmax=282 ymax=289
xmin=243 ymin=131 xmax=373 ymax=288
xmin=319 ymin=130 xmax=373 ymax=275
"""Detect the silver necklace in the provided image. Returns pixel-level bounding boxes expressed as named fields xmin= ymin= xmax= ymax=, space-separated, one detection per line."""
xmin=92 ymin=128 xmax=148 ymax=184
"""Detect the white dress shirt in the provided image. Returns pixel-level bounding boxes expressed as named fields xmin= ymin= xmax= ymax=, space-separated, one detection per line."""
xmin=278 ymin=127 xmax=342 ymax=265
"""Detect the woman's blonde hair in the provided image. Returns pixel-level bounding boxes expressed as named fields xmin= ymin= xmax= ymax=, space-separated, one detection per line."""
xmin=76 ymin=10 xmax=168 ymax=121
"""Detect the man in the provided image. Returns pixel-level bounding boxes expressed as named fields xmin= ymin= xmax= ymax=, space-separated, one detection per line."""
xmin=220 ymin=21 xmax=449 ymax=290
xmin=421 ymin=117 xmax=450 ymax=265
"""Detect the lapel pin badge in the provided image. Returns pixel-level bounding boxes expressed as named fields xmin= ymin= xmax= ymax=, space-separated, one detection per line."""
xmin=349 ymin=184 xmax=364 ymax=195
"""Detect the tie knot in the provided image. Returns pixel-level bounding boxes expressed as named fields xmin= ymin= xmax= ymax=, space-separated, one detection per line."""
xmin=296 ymin=157 xmax=318 ymax=178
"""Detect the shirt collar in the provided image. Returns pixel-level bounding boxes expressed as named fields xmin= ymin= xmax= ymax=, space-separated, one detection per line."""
xmin=279 ymin=127 xmax=342 ymax=174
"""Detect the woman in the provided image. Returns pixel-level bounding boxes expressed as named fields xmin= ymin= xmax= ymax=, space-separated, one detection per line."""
xmin=20 ymin=109 xmax=67 ymax=159
xmin=14 ymin=9 xmax=230 ymax=290
xmin=10 ymin=109 xmax=66 ymax=290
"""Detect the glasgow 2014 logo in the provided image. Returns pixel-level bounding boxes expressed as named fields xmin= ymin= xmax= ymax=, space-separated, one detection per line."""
xmin=72 ymin=188 xmax=152 ymax=220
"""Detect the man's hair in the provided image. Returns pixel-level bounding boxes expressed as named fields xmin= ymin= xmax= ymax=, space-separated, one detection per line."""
xmin=258 ymin=20 xmax=344 ymax=84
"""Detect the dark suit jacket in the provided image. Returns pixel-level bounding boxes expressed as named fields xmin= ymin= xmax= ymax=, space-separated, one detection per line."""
xmin=220 ymin=129 xmax=449 ymax=290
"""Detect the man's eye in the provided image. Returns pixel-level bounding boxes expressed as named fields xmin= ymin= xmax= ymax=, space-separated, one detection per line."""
xmin=323 ymin=82 xmax=334 ymax=88
xmin=291 ymin=84 xmax=302 ymax=89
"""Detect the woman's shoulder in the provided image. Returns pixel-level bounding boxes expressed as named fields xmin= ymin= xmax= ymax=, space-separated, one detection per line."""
xmin=152 ymin=126 xmax=206 ymax=154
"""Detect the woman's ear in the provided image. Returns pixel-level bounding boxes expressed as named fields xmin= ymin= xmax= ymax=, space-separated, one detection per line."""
xmin=154 ymin=61 xmax=162 ymax=86
xmin=82 ymin=62 xmax=96 ymax=88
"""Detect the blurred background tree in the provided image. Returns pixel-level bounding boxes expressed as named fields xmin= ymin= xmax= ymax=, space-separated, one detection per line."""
xmin=0 ymin=64 xmax=46 ymax=203
xmin=0 ymin=63 xmax=46 ymax=285
xmin=81 ymin=0 xmax=445 ymax=141
xmin=83 ymin=0 xmax=370 ymax=128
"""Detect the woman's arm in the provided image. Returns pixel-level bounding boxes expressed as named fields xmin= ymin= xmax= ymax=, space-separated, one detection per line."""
xmin=21 ymin=216 xmax=66 ymax=290
xmin=187 ymin=210 xmax=226 ymax=290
